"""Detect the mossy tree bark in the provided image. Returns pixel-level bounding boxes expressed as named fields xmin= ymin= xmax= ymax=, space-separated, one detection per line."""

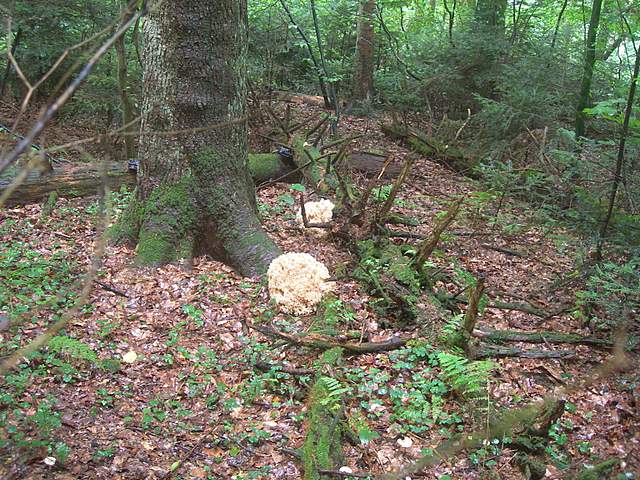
xmin=120 ymin=0 xmax=280 ymax=276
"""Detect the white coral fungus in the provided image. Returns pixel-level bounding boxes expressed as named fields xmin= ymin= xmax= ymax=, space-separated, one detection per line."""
xmin=267 ymin=252 xmax=333 ymax=315
xmin=296 ymin=198 xmax=335 ymax=236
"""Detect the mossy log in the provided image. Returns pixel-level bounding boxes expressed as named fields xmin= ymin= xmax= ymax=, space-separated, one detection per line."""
xmin=301 ymin=379 xmax=345 ymax=480
xmin=575 ymin=459 xmax=619 ymax=480
xmin=474 ymin=346 xmax=575 ymax=359
xmin=0 ymin=162 xmax=137 ymax=206
xmin=381 ymin=122 xmax=478 ymax=176
xmin=474 ymin=328 xmax=613 ymax=349
xmin=0 ymin=153 xmax=298 ymax=206
xmin=1 ymin=149 xmax=396 ymax=205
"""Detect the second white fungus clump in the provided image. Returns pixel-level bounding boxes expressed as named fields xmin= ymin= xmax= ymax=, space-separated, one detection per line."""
xmin=296 ymin=198 xmax=335 ymax=236
xmin=267 ymin=252 xmax=333 ymax=315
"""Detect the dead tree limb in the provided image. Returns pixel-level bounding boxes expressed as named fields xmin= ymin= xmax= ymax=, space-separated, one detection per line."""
xmin=246 ymin=321 xmax=408 ymax=354
xmin=474 ymin=347 xmax=575 ymax=359
xmin=473 ymin=328 xmax=613 ymax=349
xmin=415 ymin=198 xmax=464 ymax=266
xmin=374 ymin=154 xmax=416 ymax=228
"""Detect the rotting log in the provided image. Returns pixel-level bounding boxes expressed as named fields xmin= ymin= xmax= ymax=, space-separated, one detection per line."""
xmin=0 ymin=162 xmax=137 ymax=206
xmin=271 ymin=90 xmax=328 ymax=108
xmin=247 ymin=320 xmax=408 ymax=354
xmin=474 ymin=346 xmax=575 ymax=359
xmin=473 ymin=328 xmax=613 ymax=348
xmin=348 ymin=151 xmax=401 ymax=178
xmin=1 ymin=149 xmax=397 ymax=205
xmin=381 ymin=122 xmax=478 ymax=176
xmin=0 ymin=153 xmax=300 ymax=206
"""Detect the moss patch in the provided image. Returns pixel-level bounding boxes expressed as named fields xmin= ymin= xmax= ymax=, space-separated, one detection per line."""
xmin=108 ymin=193 xmax=143 ymax=245
xmin=136 ymin=177 xmax=196 ymax=265
xmin=301 ymin=378 xmax=344 ymax=480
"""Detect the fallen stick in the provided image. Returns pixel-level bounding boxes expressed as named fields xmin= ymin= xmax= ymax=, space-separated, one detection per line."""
xmin=247 ymin=321 xmax=408 ymax=354
xmin=473 ymin=328 xmax=613 ymax=349
xmin=480 ymin=244 xmax=527 ymax=257
xmin=474 ymin=346 xmax=575 ymax=359
xmin=451 ymin=296 xmax=549 ymax=318
xmin=93 ymin=279 xmax=129 ymax=298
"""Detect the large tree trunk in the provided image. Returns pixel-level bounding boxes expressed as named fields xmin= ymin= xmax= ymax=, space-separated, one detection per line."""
xmin=117 ymin=0 xmax=280 ymax=276
xmin=352 ymin=0 xmax=376 ymax=103
xmin=575 ymin=0 xmax=604 ymax=140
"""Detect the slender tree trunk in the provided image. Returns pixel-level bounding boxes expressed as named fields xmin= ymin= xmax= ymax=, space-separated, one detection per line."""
xmin=117 ymin=0 xmax=280 ymax=276
xmin=551 ymin=0 xmax=569 ymax=49
xmin=443 ymin=0 xmax=456 ymax=46
xmin=0 ymin=27 xmax=21 ymax=97
xmin=475 ymin=0 xmax=507 ymax=29
xmin=595 ymin=42 xmax=639 ymax=259
xmin=352 ymin=0 xmax=376 ymax=103
xmin=114 ymin=1 xmax=136 ymax=161
xmin=575 ymin=0 xmax=604 ymax=140
xmin=278 ymin=0 xmax=331 ymax=108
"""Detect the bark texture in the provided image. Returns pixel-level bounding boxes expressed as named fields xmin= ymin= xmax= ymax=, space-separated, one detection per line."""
xmin=115 ymin=0 xmax=136 ymax=161
xmin=352 ymin=0 xmax=376 ymax=103
xmin=127 ymin=0 xmax=280 ymax=276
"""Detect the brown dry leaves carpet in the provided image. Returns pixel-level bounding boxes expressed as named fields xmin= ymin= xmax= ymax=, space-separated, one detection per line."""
xmin=0 ymin=103 xmax=638 ymax=480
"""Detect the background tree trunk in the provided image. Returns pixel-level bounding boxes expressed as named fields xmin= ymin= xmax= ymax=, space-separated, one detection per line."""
xmin=119 ymin=0 xmax=280 ymax=276
xmin=575 ymin=0 xmax=604 ymax=139
xmin=114 ymin=0 xmax=136 ymax=161
xmin=352 ymin=0 xmax=376 ymax=103
xmin=475 ymin=0 xmax=507 ymax=29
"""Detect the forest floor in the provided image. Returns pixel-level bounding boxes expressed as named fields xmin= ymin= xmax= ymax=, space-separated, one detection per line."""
xmin=0 ymin=100 xmax=638 ymax=480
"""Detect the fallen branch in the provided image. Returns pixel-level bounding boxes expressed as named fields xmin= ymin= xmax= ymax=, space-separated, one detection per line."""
xmin=480 ymin=244 xmax=527 ymax=257
xmin=474 ymin=346 xmax=575 ymax=359
xmin=254 ymin=360 xmax=315 ymax=376
xmin=415 ymin=198 xmax=464 ymax=266
xmin=473 ymin=328 xmax=613 ymax=349
xmin=247 ymin=321 xmax=408 ymax=354
xmin=94 ymin=279 xmax=129 ymax=298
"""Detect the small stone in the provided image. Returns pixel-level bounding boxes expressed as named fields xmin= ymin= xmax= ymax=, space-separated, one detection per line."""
xmin=122 ymin=351 xmax=137 ymax=363
xmin=43 ymin=456 xmax=56 ymax=466
xmin=397 ymin=436 xmax=413 ymax=448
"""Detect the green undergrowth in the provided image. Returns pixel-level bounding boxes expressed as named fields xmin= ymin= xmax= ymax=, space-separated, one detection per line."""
xmin=0 ymin=335 xmax=118 ymax=464
xmin=0 ymin=238 xmax=78 ymax=324
xmin=354 ymin=239 xmax=424 ymax=323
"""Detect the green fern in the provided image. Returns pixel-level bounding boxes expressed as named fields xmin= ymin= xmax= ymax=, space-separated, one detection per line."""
xmin=47 ymin=335 xmax=98 ymax=364
xmin=319 ymin=376 xmax=351 ymax=399
xmin=437 ymin=352 xmax=495 ymax=402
